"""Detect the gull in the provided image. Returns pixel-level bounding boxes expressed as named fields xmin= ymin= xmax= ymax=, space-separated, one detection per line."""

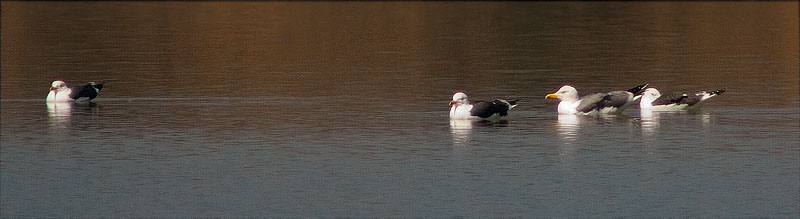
xmin=545 ymin=83 xmax=648 ymax=115
xmin=449 ymin=92 xmax=521 ymax=120
xmin=46 ymin=80 xmax=104 ymax=102
xmin=640 ymin=87 xmax=725 ymax=111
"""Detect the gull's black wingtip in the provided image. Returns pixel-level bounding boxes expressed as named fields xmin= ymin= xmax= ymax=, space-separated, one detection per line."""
xmin=508 ymin=97 xmax=527 ymax=106
xmin=90 ymin=81 xmax=104 ymax=91
xmin=627 ymin=83 xmax=649 ymax=95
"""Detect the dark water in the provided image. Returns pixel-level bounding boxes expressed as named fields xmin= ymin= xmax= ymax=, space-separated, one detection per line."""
xmin=2 ymin=2 xmax=798 ymax=218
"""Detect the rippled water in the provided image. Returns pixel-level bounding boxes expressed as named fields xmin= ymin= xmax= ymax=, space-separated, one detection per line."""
xmin=2 ymin=2 xmax=798 ymax=218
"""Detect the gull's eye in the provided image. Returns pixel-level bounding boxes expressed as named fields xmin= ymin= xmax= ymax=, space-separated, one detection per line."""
xmin=560 ymin=91 xmax=567 ymax=94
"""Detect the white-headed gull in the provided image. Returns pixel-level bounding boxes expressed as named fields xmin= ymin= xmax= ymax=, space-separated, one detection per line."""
xmin=449 ymin=92 xmax=521 ymax=120
xmin=545 ymin=83 xmax=648 ymax=115
xmin=640 ymin=87 xmax=724 ymax=111
xmin=46 ymin=80 xmax=104 ymax=102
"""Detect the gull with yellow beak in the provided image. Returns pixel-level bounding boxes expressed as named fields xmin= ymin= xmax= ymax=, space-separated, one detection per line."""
xmin=449 ymin=92 xmax=522 ymax=120
xmin=545 ymin=83 xmax=648 ymax=115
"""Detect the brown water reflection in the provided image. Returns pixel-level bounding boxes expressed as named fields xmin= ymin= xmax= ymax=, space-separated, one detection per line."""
xmin=2 ymin=2 xmax=797 ymax=106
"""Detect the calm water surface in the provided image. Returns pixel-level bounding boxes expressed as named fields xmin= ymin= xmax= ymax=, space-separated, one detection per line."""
xmin=2 ymin=2 xmax=798 ymax=218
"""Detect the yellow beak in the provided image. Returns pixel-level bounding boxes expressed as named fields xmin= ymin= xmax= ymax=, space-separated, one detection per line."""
xmin=545 ymin=93 xmax=558 ymax=99
xmin=449 ymin=100 xmax=456 ymax=106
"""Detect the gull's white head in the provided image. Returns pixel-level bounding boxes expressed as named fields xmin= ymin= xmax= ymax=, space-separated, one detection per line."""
xmin=47 ymin=80 xmax=73 ymax=102
xmin=545 ymin=85 xmax=579 ymax=102
xmin=641 ymin=88 xmax=661 ymax=101
xmin=643 ymin=88 xmax=661 ymax=97
xmin=50 ymin=80 xmax=68 ymax=92
xmin=640 ymin=88 xmax=662 ymax=109
xmin=450 ymin=92 xmax=469 ymax=106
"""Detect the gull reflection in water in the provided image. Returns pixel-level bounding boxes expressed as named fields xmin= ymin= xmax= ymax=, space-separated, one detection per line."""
xmin=556 ymin=115 xmax=580 ymax=141
xmin=47 ymin=102 xmax=99 ymax=131
xmin=449 ymin=119 xmax=473 ymax=147
xmin=555 ymin=115 xmax=581 ymax=156
xmin=640 ymin=109 xmax=661 ymax=138
xmin=699 ymin=112 xmax=712 ymax=129
xmin=47 ymin=101 xmax=73 ymax=128
xmin=641 ymin=110 xmax=714 ymax=136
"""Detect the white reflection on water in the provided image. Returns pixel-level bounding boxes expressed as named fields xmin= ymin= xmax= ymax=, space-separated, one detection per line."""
xmin=556 ymin=115 xmax=580 ymax=141
xmin=640 ymin=109 xmax=661 ymax=138
xmin=46 ymin=102 xmax=72 ymax=130
xmin=556 ymin=115 xmax=580 ymax=156
xmin=449 ymin=119 xmax=473 ymax=146
xmin=46 ymin=102 xmax=100 ymax=131
xmin=641 ymin=110 xmax=714 ymax=136
xmin=640 ymin=109 xmax=661 ymax=155
xmin=700 ymin=112 xmax=712 ymax=129
xmin=46 ymin=102 xmax=72 ymax=117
